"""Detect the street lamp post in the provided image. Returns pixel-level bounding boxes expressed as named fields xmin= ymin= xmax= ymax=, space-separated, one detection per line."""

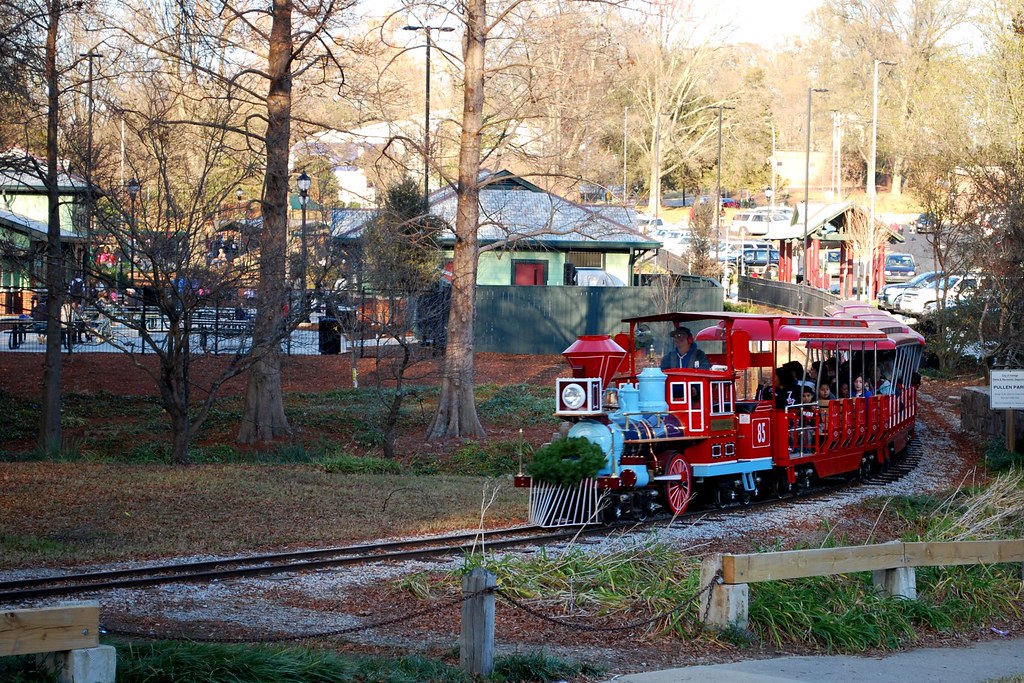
xmin=127 ymin=177 xmax=140 ymax=283
xmin=297 ymin=171 xmax=311 ymax=321
xmin=403 ymin=24 xmax=454 ymax=212
xmin=803 ymin=87 xmax=829 ymax=291
xmin=867 ymin=59 xmax=896 ymax=302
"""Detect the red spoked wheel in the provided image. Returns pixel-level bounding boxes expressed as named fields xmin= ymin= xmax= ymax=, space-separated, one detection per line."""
xmin=661 ymin=451 xmax=693 ymax=515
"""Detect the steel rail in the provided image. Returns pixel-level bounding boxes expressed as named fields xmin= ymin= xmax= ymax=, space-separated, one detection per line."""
xmin=0 ymin=441 xmax=920 ymax=602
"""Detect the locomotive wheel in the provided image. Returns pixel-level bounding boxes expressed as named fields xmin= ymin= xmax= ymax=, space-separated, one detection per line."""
xmin=661 ymin=452 xmax=692 ymax=515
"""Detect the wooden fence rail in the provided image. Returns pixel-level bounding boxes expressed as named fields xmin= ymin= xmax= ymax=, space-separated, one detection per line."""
xmin=0 ymin=601 xmax=115 ymax=682
xmin=700 ymin=539 xmax=1024 ymax=628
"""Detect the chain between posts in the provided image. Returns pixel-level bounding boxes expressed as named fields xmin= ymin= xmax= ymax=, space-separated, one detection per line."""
xmin=100 ymin=586 xmax=496 ymax=644
xmin=496 ymin=569 xmax=723 ymax=633
xmin=100 ymin=570 xmax=724 ymax=644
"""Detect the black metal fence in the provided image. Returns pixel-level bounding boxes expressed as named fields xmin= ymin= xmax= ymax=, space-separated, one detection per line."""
xmin=0 ymin=287 xmax=323 ymax=356
xmin=738 ymin=276 xmax=837 ymax=316
xmin=2 ymin=280 xmax=726 ymax=357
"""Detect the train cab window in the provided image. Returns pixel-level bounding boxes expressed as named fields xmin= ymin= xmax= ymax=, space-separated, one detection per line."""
xmin=690 ymin=383 xmax=702 ymax=410
xmin=710 ymin=381 xmax=734 ymax=415
xmin=670 ymin=382 xmax=688 ymax=404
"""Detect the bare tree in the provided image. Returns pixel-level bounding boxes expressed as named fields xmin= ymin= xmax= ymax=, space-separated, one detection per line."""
xmin=809 ymin=0 xmax=970 ymax=195
xmin=85 ymin=85 xmax=267 ymax=464
xmin=105 ymin=0 xmax=359 ymax=444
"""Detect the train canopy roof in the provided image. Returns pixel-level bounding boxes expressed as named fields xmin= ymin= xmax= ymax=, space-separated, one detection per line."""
xmin=627 ymin=311 xmax=888 ymax=344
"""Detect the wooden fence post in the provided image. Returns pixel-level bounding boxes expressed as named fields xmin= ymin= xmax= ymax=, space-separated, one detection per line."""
xmin=460 ymin=567 xmax=496 ymax=676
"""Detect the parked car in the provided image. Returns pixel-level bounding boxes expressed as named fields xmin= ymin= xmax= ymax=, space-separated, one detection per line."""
xmin=883 ymin=253 xmax=917 ymax=282
xmin=914 ymin=213 xmax=936 ymax=234
xmin=634 ymin=214 xmax=664 ymax=232
xmin=720 ymin=197 xmax=740 ymax=209
xmin=878 ymin=271 xmax=939 ymax=311
xmin=898 ymin=273 xmax=979 ymax=316
xmin=731 ymin=207 xmax=794 ymax=236
xmin=724 ymin=247 xmax=780 ymax=279
xmin=824 ymin=249 xmax=841 ymax=276
xmin=653 ymin=228 xmax=691 ymax=256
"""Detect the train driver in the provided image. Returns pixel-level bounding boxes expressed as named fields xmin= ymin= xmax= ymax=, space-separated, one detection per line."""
xmin=660 ymin=327 xmax=711 ymax=370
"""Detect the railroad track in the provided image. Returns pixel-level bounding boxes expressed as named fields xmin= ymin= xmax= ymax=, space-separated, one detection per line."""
xmin=0 ymin=439 xmax=922 ymax=602
xmin=0 ymin=525 xmax=581 ymax=602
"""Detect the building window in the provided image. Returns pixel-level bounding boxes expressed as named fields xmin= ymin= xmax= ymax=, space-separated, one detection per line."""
xmin=567 ymin=251 xmax=603 ymax=269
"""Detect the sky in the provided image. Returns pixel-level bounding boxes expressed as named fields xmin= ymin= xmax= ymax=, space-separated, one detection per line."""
xmin=703 ymin=0 xmax=821 ymax=47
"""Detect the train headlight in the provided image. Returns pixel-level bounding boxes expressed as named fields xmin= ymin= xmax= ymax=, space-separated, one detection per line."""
xmin=561 ymin=383 xmax=587 ymax=410
xmin=556 ymin=378 xmax=602 ymax=415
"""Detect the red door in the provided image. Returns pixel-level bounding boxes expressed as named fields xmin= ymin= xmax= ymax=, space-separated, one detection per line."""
xmin=514 ymin=261 xmax=546 ymax=285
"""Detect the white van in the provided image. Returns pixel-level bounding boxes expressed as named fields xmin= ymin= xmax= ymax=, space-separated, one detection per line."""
xmin=731 ymin=207 xmax=793 ymax=236
xmin=634 ymin=214 xmax=664 ymax=232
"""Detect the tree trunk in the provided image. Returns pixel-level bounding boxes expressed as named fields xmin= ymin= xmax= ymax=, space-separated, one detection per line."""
xmin=169 ymin=407 xmax=191 ymax=465
xmin=39 ymin=0 xmax=62 ymax=454
xmin=238 ymin=0 xmax=292 ymax=443
xmin=890 ymin=172 xmax=903 ymax=196
xmin=427 ymin=0 xmax=486 ymax=441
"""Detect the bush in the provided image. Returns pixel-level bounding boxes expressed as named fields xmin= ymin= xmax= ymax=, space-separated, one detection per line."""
xmin=985 ymin=440 xmax=1024 ymax=472
xmin=527 ymin=437 xmax=605 ymax=487
xmin=444 ymin=440 xmax=533 ymax=476
xmin=478 ymin=384 xmax=558 ymax=424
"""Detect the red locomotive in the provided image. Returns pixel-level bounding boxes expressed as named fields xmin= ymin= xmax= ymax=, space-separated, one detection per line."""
xmin=514 ymin=306 xmax=925 ymax=526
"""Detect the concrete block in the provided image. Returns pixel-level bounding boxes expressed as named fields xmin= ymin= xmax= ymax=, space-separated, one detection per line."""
xmin=705 ymin=582 xmax=749 ymax=629
xmin=37 ymin=645 xmax=117 ymax=683
xmin=700 ymin=554 xmax=749 ymax=629
xmin=872 ymin=566 xmax=917 ymax=600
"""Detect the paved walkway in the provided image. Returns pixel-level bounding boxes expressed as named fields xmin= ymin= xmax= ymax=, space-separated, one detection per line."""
xmin=607 ymin=637 xmax=1024 ymax=682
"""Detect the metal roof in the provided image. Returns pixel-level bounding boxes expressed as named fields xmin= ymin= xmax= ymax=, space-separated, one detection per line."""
xmin=330 ymin=171 xmax=661 ymax=251
xmin=0 ymin=207 xmax=87 ymax=242
xmin=763 ymin=201 xmax=904 ymax=243
xmin=0 ymin=152 xmax=90 ymax=195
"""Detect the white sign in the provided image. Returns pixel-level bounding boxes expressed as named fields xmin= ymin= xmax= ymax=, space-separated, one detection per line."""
xmin=991 ymin=370 xmax=1024 ymax=410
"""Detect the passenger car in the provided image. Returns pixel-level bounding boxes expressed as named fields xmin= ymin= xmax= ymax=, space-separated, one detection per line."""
xmin=914 ymin=213 xmax=936 ymax=234
xmin=898 ymin=273 xmax=979 ymax=316
xmin=883 ymin=253 xmax=917 ymax=282
xmin=724 ymin=247 xmax=780 ymax=278
xmin=878 ymin=271 xmax=939 ymax=311
xmin=731 ymin=207 xmax=794 ymax=236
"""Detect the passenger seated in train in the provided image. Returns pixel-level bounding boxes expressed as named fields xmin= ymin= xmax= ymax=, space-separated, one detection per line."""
xmin=852 ymin=374 xmax=872 ymax=398
xmin=798 ymin=387 xmax=818 ymax=451
xmin=875 ymin=364 xmax=895 ymax=395
xmin=773 ymin=366 xmax=798 ymax=409
xmin=784 ymin=360 xmax=814 ymax=391
xmin=837 ymin=380 xmax=851 ymax=399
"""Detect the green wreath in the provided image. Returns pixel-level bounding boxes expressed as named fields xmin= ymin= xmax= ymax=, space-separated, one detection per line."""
xmin=527 ymin=437 xmax=606 ymax=487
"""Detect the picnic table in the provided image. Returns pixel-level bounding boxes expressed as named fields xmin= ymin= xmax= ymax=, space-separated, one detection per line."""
xmin=0 ymin=315 xmax=33 ymax=349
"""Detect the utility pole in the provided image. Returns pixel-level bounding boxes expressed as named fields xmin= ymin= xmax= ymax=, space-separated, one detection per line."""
xmin=867 ymin=59 xmax=896 ymax=302
xmin=403 ymin=24 xmax=454 ymax=213
xmin=803 ymin=87 xmax=828 ymax=295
